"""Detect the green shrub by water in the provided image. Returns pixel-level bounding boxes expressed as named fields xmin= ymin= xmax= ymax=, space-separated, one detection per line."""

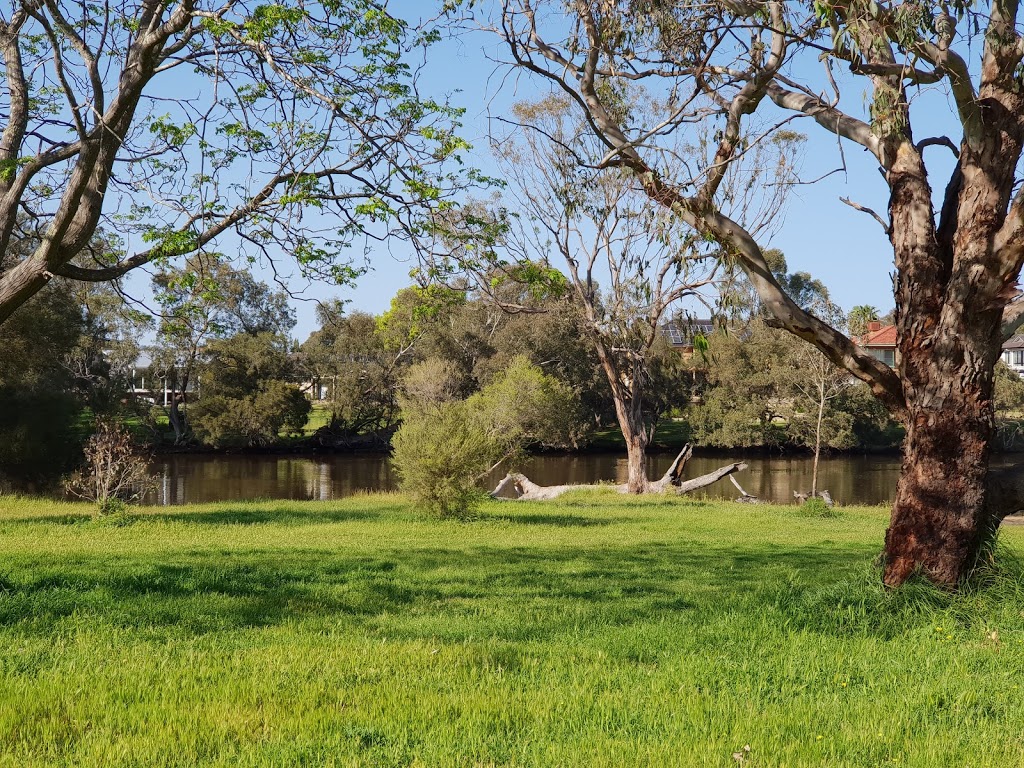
xmin=1 ymin=493 xmax=1023 ymax=766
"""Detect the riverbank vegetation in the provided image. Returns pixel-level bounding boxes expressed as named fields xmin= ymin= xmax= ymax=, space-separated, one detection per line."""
xmin=1 ymin=493 xmax=1023 ymax=766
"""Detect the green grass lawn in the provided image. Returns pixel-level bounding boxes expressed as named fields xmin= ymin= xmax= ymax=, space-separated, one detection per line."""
xmin=1 ymin=494 xmax=1024 ymax=766
xmin=589 ymin=419 xmax=691 ymax=450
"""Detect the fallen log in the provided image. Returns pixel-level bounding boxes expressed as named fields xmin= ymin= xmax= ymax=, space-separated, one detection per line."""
xmin=490 ymin=444 xmax=749 ymax=501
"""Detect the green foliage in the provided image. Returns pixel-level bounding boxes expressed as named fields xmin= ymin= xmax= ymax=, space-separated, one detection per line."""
xmin=692 ymin=320 xmax=793 ymax=448
xmin=0 ymin=0 xmax=486 ymax=329
xmin=994 ymin=362 xmax=1024 ymax=450
xmin=189 ymin=333 xmax=310 ymax=448
xmin=391 ymin=400 xmax=492 ymax=519
xmin=995 ymin=361 xmax=1024 ymax=414
xmin=149 ymin=261 xmax=297 ymax=444
xmin=848 ymin=305 xmax=881 ymax=338
xmin=0 ymin=282 xmax=85 ymax=486
xmin=401 ymin=358 xmax=464 ymax=411
xmin=800 ymin=496 xmax=842 ymax=519
xmin=840 ymin=383 xmax=905 ymax=451
xmin=299 ymin=309 xmax=403 ymax=437
xmin=695 ymin=313 xmax=897 ymax=452
xmin=393 ymin=357 xmax=583 ymax=518
xmin=467 ymin=355 xmax=586 ymax=454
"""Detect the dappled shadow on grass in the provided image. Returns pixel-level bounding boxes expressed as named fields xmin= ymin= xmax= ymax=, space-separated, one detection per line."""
xmin=0 ymin=505 xmax=396 ymax=528
xmin=152 ymin=506 xmax=385 ymax=526
xmin=482 ymin=513 xmax=617 ymax=527
xmin=0 ymin=553 xmax=416 ymax=635
xmin=0 ymin=534 xmax=931 ymax=643
xmin=0 ymin=513 xmax=93 ymax=526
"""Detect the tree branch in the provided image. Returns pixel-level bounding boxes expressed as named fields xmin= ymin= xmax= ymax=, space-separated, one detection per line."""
xmin=766 ymin=82 xmax=883 ymax=166
xmin=840 ymin=196 xmax=890 ymax=235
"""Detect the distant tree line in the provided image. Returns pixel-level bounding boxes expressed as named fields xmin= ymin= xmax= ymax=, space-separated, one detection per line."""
xmin=6 ymin=246 xmax=1024 ymax=492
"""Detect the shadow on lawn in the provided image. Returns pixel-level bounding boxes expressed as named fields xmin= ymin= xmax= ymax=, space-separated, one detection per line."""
xmin=154 ymin=506 xmax=387 ymax=526
xmin=0 ymin=536 xmax=929 ymax=641
xmin=0 ymin=505 xmax=393 ymax=527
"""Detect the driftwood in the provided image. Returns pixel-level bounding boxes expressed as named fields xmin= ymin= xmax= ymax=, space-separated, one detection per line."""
xmin=793 ymin=490 xmax=834 ymax=507
xmin=730 ymin=474 xmax=762 ymax=504
xmin=490 ymin=444 xmax=749 ymax=501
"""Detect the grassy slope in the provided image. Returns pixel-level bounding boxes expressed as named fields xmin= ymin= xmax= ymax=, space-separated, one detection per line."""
xmin=1 ymin=494 xmax=1023 ymax=767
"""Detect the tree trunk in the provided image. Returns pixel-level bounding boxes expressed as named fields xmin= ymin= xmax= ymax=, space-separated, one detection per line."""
xmin=883 ymin=355 xmax=1000 ymax=588
xmin=812 ymin=393 xmax=824 ymax=498
xmin=623 ymin=430 xmax=649 ymax=494
xmin=168 ymin=395 xmax=188 ymax=445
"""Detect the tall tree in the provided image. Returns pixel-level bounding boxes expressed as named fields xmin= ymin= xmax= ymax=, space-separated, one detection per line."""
xmin=0 ymin=1 xmax=473 ymax=324
xmin=488 ymin=1 xmax=1024 ymax=587
xmin=438 ymin=94 xmax=795 ymax=492
xmin=849 ymin=306 xmax=881 ymax=338
xmin=150 ymin=258 xmax=295 ymax=443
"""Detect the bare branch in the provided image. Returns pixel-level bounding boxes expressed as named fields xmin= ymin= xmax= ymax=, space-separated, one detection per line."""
xmin=840 ymin=196 xmax=891 ymax=236
xmin=915 ymin=136 xmax=960 ymax=159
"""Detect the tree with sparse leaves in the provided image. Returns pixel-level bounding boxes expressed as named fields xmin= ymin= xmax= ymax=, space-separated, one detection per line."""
xmin=486 ymin=1 xmax=1024 ymax=588
xmin=0 ymin=1 xmax=474 ymax=324
xmin=433 ymin=93 xmax=797 ymax=492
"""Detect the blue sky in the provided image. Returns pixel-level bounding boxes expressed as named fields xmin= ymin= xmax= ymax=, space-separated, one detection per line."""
xmin=303 ymin=4 xmax=964 ymax=340
xmin=122 ymin=3 xmax=965 ymax=341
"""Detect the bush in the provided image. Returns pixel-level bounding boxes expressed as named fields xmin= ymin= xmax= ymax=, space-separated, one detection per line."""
xmin=801 ymin=496 xmax=842 ymax=519
xmin=190 ymin=381 xmax=311 ymax=447
xmin=392 ymin=356 xmax=585 ymax=519
xmin=65 ymin=420 xmax=152 ymax=517
xmin=391 ymin=401 xmax=494 ymax=519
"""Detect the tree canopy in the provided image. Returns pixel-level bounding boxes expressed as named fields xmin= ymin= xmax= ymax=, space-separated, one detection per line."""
xmin=0 ymin=0 xmax=475 ymax=323
xmin=482 ymin=0 xmax=1024 ymax=587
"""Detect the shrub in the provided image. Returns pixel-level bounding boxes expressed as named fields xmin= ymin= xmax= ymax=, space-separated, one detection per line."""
xmin=801 ymin=496 xmax=842 ymax=519
xmin=392 ymin=356 xmax=584 ymax=519
xmin=65 ymin=420 xmax=152 ymax=517
xmin=391 ymin=401 xmax=494 ymax=519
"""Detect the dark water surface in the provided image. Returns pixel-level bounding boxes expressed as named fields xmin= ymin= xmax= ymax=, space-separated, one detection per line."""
xmin=142 ymin=452 xmax=905 ymax=506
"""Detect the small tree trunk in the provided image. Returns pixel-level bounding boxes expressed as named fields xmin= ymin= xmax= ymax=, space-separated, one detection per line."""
xmin=812 ymin=393 xmax=824 ymax=498
xmin=168 ymin=395 xmax=188 ymax=445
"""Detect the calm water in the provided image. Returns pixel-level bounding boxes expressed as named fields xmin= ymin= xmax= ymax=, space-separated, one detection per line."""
xmin=142 ymin=452 xmax=906 ymax=506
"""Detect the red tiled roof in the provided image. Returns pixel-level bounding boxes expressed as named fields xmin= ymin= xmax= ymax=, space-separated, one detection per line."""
xmin=856 ymin=324 xmax=897 ymax=348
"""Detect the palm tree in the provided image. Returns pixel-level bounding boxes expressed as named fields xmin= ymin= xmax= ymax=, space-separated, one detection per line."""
xmin=848 ymin=305 xmax=880 ymax=338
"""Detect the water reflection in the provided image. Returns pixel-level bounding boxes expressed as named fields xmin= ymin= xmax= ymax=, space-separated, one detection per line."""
xmin=142 ymin=452 xmax=903 ymax=507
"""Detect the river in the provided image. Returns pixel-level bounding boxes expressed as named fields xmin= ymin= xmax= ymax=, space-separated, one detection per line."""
xmin=142 ymin=452 xmax=906 ymax=506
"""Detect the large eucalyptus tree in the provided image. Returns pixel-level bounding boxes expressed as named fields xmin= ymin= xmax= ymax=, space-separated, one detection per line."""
xmin=0 ymin=0 xmax=470 ymax=323
xmin=484 ymin=0 xmax=1024 ymax=586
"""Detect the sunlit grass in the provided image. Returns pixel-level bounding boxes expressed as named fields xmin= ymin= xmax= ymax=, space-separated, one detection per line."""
xmin=1 ymin=493 xmax=1023 ymax=766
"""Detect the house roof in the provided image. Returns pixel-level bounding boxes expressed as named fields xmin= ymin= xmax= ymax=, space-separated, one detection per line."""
xmin=856 ymin=324 xmax=897 ymax=348
xmin=851 ymin=326 xmax=1024 ymax=352
xmin=1004 ymin=334 xmax=1024 ymax=350
xmin=660 ymin=319 xmax=715 ymax=348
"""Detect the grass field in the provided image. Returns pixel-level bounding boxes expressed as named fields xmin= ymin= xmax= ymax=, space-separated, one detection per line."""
xmin=1 ymin=494 xmax=1024 ymax=766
